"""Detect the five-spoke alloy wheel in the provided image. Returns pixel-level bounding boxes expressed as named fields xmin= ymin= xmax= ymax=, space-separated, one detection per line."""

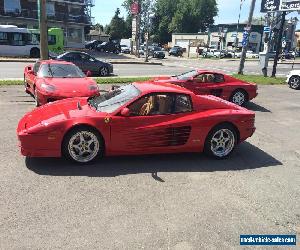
xmin=288 ymin=76 xmax=300 ymax=90
xmin=204 ymin=124 xmax=237 ymax=159
xmin=230 ymin=90 xmax=247 ymax=106
xmin=99 ymin=67 xmax=109 ymax=77
xmin=63 ymin=128 xmax=103 ymax=164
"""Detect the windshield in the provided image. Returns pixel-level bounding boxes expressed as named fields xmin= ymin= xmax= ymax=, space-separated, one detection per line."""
xmin=175 ymin=70 xmax=197 ymax=80
xmin=88 ymin=84 xmax=140 ymax=113
xmin=38 ymin=64 xmax=86 ymax=78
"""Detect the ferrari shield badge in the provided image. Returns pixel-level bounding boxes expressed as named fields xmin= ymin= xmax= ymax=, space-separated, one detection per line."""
xmin=104 ymin=117 xmax=111 ymax=124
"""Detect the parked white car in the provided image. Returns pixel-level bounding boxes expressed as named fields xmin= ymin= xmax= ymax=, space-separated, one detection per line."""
xmin=246 ymin=51 xmax=259 ymax=59
xmin=286 ymin=70 xmax=300 ymax=90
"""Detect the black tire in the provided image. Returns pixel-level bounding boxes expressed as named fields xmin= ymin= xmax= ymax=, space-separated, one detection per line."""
xmin=288 ymin=76 xmax=300 ymax=90
xmin=30 ymin=48 xmax=40 ymax=58
xmin=99 ymin=67 xmax=109 ymax=77
xmin=229 ymin=89 xmax=248 ymax=106
xmin=204 ymin=124 xmax=237 ymax=159
xmin=34 ymin=87 xmax=40 ymax=107
xmin=24 ymin=74 xmax=29 ymax=94
xmin=62 ymin=126 xmax=104 ymax=164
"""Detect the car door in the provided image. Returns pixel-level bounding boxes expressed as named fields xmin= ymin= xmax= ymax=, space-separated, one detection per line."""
xmin=191 ymin=73 xmax=225 ymax=97
xmin=109 ymin=93 xmax=194 ymax=155
xmin=79 ymin=54 xmax=98 ymax=74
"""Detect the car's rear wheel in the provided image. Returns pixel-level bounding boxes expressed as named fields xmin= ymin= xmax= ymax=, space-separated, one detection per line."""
xmin=230 ymin=89 xmax=248 ymax=106
xmin=99 ymin=67 xmax=109 ymax=77
xmin=204 ymin=124 xmax=237 ymax=159
xmin=288 ymin=76 xmax=300 ymax=90
xmin=63 ymin=127 xmax=104 ymax=164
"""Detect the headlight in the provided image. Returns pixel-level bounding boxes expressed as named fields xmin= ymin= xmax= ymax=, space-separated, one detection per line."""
xmin=41 ymin=83 xmax=56 ymax=93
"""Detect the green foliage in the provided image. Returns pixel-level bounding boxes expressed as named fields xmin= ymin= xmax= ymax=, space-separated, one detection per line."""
xmin=232 ymin=74 xmax=285 ymax=85
xmin=122 ymin=0 xmax=218 ymax=44
xmin=106 ymin=8 xmax=128 ymax=40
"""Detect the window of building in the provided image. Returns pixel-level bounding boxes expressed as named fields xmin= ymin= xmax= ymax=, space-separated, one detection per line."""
xmin=67 ymin=28 xmax=83 ymax=44
xmin=46 ymin=3 xmax=55 ymax=17
xmin=4 ymin=0 xmax=21 ymax=13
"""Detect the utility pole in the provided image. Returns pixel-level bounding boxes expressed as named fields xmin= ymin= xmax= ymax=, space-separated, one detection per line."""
xmin=271 ymin=11 xmax=286 ymax=77
xmin=38 ymin=0 xmax=48 ymax=60
xmin=238 ymin=0 xmax=256 ymax=74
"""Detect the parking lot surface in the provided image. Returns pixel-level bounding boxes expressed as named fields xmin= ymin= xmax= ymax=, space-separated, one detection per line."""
xmin=0 ymin=84 xmax=299 ymax=249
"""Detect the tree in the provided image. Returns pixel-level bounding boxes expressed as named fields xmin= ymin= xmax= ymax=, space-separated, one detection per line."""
xmin=106 ymin=8 xmax=127 ymax=40
xmin=93 ymin=23 xmax=104 ymax=32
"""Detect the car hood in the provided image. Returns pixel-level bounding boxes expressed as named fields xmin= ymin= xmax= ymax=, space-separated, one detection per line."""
xmin=17 ymin=98 xmax=107 ymax=134
xmin=40 ymin=77 xmax=98 ymax=95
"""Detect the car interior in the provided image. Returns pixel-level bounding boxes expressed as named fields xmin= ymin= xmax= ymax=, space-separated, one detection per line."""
xmin=128 ymin=94 xmax=192 ymax=116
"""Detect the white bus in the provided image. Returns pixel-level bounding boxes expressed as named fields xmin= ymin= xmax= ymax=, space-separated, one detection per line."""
xmin=0 ymin=25 xmax=40 ymax=58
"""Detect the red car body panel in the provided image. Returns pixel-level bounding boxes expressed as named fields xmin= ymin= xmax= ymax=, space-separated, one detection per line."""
xmin=24 ymin=60 xmax=99 ymax=105
xmin=17 ymin=82 xmax=255 ymax=158
xmin=152 ymin=70 xmax=258 ymax=102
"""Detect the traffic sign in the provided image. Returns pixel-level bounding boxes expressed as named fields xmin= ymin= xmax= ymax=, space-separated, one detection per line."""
xmin=264 ymin=26 xmax=271 ymax=32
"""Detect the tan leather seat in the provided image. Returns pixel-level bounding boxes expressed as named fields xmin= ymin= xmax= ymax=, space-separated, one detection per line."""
xmin=157 ymin=95 xmax=172 ymax=114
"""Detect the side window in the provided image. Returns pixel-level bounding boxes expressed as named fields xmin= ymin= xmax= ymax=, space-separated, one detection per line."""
xmin=11 ymin=33 xmax=25 ymax=46
xmin=127 ymin=94 xmax=173 ymax=116
xmin=174 ymin=94 xmax=192 ymax=113
xmin=214 ymin=74 xmax=225 ymax=83
xmin=194 ymin=74 xmax=206 ymax=83
xmin=0 ymin=32 xmax=8 ymax=45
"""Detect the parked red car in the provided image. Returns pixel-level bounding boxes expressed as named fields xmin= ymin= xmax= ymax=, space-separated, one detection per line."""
xmin=17 ymin=82 xmax=255 ymax=164
xmin=152 ymin=70 xmax=258 ymax=106
xmin=24 ymin=60 xmax=99 ymax=106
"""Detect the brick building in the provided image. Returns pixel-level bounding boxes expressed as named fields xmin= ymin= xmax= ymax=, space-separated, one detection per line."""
xmin=0 ymin=0 xmax=94 ymax=48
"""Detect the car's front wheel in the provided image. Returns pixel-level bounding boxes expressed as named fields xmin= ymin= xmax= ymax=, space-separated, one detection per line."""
xmin=230 ymin=89 xmax=248 ymax=106
xmin=34 ymin=88 xmax=40 ymax=107
xmin=99 ymin=67 xmax=109 ymax=77
xmin=288 ymin=76 xmax=300 ymax=90
xmin=63 ymin=127 xmax=104 ymax=164
xmin=204 ymin=124 xmax=237 ymax=159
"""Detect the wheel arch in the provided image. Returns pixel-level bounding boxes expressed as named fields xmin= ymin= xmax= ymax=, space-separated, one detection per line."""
xmin=61 ymin=123 xmax=106 ymax=155
xmin=206 ymin=121 xmax=240 ymax=144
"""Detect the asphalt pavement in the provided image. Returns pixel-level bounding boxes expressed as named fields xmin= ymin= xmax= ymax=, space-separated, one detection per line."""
xmin=0 ymin=57 xmax=298 ymax=79
xmin=0 ymin=84 xmax=299 ymax=249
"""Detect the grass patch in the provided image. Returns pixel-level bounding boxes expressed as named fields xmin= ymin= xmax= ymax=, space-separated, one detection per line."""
xmin=0 ymin=75 xmax=285 ymax=86
xmin=232 ymin=74 xmax=286 ymax=85
xmin=0 ymin=80 xmax=23 ymax=85
xmin=0 ymin=77 xmax=152 ymax=86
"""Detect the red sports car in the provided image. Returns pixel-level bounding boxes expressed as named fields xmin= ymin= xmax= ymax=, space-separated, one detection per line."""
xmin=24 ymin=60 xmax=99 ymax=106
xmin=17 ymin=82 xmax=256 ymax=164
xmin=152 ymin=70 xmax=258 ymax=106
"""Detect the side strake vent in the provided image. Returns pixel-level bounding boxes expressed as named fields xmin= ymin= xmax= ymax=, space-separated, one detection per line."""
xmin=165 ymin=126 xmax=191 ymax=146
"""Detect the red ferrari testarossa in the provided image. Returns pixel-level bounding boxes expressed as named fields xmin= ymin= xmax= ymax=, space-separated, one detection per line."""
xmin=17 ymin=81 xmax=255 ymax=163
xmin=24 ymin=60 xmax=99 ymax=106
xmin=152 ymin=69 xmax=258 ymax=106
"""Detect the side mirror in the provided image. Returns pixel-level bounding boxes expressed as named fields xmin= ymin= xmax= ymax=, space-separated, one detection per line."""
xmin=86 ymin=70 xmax=92 ymax=77
xmin=120 ymin=107 xmax=130 ymax=117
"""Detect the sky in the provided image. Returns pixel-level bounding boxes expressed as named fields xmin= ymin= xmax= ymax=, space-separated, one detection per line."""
xmin=92 ymin=0 xmax=299 ymax=27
